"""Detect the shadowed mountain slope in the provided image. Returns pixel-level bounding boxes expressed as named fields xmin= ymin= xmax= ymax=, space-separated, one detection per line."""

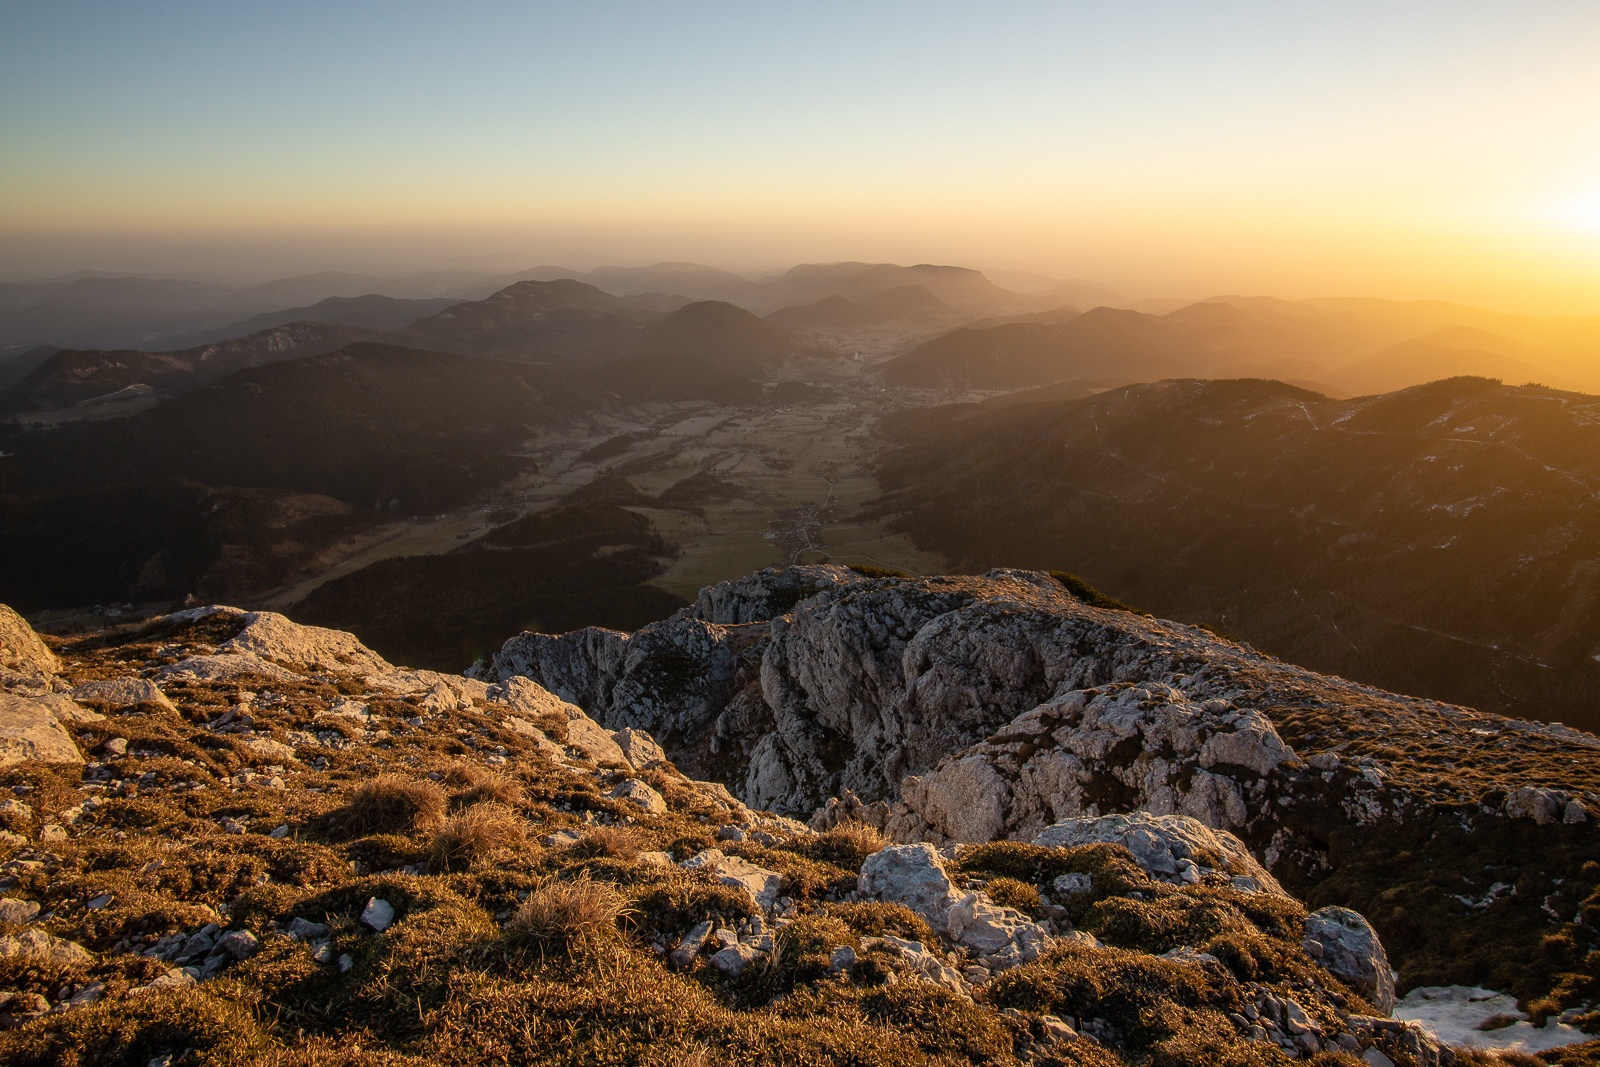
xmin=871 ymin=376 xmax=1600 ymax=729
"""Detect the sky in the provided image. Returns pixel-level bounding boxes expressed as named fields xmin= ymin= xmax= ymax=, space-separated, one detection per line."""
xmin=4 ymin=1 xmax=1600 ymax=312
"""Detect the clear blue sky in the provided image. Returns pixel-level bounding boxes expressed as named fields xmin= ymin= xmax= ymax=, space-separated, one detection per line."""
xmin=4 ymin=2 xmax=1600 ymax=308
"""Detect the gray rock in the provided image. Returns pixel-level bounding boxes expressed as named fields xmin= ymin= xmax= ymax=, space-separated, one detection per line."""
xmin=609 ymin=778 xmax=668 ymax=814
xmin=1305 ymin=906 xmax=1396 ymax=1014
xmin=103 ymin=737 xmax=128 ymax=757
xmin=1034 ymin=812 xmax=1286 ymax=894
xmin=613 ymin=727 xmax=668 ymax=769
xmin=360 ymin=897 xmax=395 ymax=932
xmin=70 ymin=677 xmax=178 ymax=715
xmin=286 ymin=917 xmax=330 ymax=940
xmin=671 ymin=919 xmax=715 ymax=968
xmin=680 ymin=850 xmax=785 ymax=910
xmin=709 ymin=942 xmax=763 ymax=976
xmin=857 ymin=843 xmax=962 ymax=932
xmin=1504 ymin=786 xmax=1571 ymax=826
xmin=0 ymin=928 xmax=94 ymax=966
xmin=0 ymin=693 xmax=84 ymax=767
xmin=216 ymin=929 xmax=259 ymax=960
xmin=829 ymin=945 xmax=857 ymax=972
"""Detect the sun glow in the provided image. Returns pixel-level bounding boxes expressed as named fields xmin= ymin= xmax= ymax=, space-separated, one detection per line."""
xmin=1551 ymin=190 xmax=1600 ymax=234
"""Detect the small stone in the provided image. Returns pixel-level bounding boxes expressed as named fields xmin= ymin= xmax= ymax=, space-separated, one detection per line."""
xmin=717 ymin=825 xmax=746 ymax=842
xmin=286 ymin=917 xmax=330 ymax=940
xmin=608 ymin=779 xmax=668 ymax=815
xmin=542 ymin=829 xmax=582 ymax=848
xmin=103 ymin=738 xmax=129 ymax=758
xmin=671 ymin=920 xmax=714 ymax=969
xmin=85 ymin=893 xmax=114 ymax=910
xmin=39 ymin=824 xmax=67 ymax=842
xmin=65 ymin=980 xmax=105 ymax=1008
xmin=216 ymin=929 xmax=259 ymax=960
xmin=360 ymin=898 xmax=395 ymax=932
xmin=311 ymin=941 xmax=336 ymax=964
xmin=709 ymin=942 xmax=762 ymax=977
xmin=338 ymin=953 xmax=354 ymax=973
xmin=829 ymin=945 xmax=857 ymax=972
xmin=1362 ymin=1050 xmax=1395 ymax=1067
xmin=269 ymin=824 xmax=290 ymax=839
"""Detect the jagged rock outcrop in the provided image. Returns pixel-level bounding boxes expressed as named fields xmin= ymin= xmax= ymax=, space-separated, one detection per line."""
xmin=0 ymin=606 xmax=86 ymax=766
xmin=476 ymin=565 xmax=1600 ymax=1013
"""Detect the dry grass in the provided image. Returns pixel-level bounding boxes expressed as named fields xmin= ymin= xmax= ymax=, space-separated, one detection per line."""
xmin=505 ymin=873 xmax=630 ymax=955
xmin=339 ymin=774 xmax=447 ymax=834
xmin=442 ymin=762 xmax=525 ymax=809
xmin=983 ymin=876 xmax=1041 ymax=914
xmin=428 ymin=803 xmax=525 ymax=872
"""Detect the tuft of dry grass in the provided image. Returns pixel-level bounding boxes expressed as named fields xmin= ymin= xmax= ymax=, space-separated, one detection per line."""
xmin=429 ymin=803 xmax=525 ymax=872
xmin=505 ymin=873 xmax=630 ymax=955
xmin=442 ymin=762 xmax=525 ymax=809
xmin=339 ymin=774 xmax=447 ymax=834
xmin=793 ymin=820 xmax=885 ymax=871
xmin=984 ymin=876 xmax=1041 ymax=914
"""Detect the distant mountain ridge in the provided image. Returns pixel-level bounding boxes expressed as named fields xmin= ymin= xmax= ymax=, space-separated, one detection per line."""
xmin=873 ymin=375 xmax=1600 ymax=730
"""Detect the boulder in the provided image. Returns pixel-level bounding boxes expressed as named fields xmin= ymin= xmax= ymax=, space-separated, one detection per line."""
xmin=564 ymin=715 xmax=630 ymax=766
xmin=0 ymin=605 xmax=56 ymax=680
xmin=221 ymin=611 xmax=394 ymax=678
xmin=857 ymin=843 xmax=962 ymax=932
xmin=1306 ymin=906 xmax=1397 ymax=1014
xmin=160 ymin=651 xmax=300 ymax=684
xmin=680 ymin=849 xmax=785 ymax=910
xmin=1034 ymin=812 xmax=1287 ymax=895
xmin=69 ymin=677 xmax=178 ymax=715
xmin=1504 ymin=787 xmax=1571 ymax=826
xmin=0 ymin=693 xmax=84 ymax=766
xmin=946 ymin=891 xmax=1051 ymax=966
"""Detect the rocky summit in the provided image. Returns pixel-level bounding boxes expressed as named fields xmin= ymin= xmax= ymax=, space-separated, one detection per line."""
xmin=0 ymin=572 xmax=1596 ymax=1065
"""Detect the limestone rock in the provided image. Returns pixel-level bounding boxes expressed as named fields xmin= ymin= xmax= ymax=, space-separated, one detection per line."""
xmin=1306 ymin=906 xmax=1397 ymax=1014
xmin=610 ymin=778 xmax=668 ymax=814
xmin=893 ymin=685 xmax=1294 ymax=843
xmin=864 ymin=934 xmax=967 ymax=993
xmin=0 ymin=928 xmax=94 ymax=966
xmin=0 ymin=693 xmax=84 ymax=766
xmin=160 ymin=651 xmax=300 ymax=684
xmin=360 ymin=897 xmax=395 ymax=932
xmin=614 ymin=727 xmax=668 ymax=768
xmin=857 ymin=843 xmax=962 ymax=932
xmin=1504 ymin=786 xmax=1572 ymax=826
xmin=69 ymin=677 xmax=178 ymax=715
xmin=0 ymin=604 xmax=56 ymax=680
xmin=709 ymin=942 xmax=763 ymax=976
xmin=217 ymin=929 xmax=260 ymax=960
xmin=1035 ymin=812 xmax=1287 ymax=895
xmin=680 ymin=849 xmax=784 ymax=910
xmin=0 ymin=898 xmax=40 ymax=925
xmin=946 ymin=891 xmax=1052 ymax=968
xmin=671 ymin=919 xmax=714 ymax=968
xmin=565 ymin=714 xmax=630 ymax=766
xmin=222 ymin=611 xmax=395 ymax=678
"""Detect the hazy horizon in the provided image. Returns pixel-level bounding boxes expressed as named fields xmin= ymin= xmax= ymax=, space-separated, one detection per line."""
xmin=5 ymin=2 xmax=1600 ymax=316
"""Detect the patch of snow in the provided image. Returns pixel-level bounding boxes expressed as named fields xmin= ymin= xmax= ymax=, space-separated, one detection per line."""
xmin=1395 ymin=986 xmax=1586 ymax=1052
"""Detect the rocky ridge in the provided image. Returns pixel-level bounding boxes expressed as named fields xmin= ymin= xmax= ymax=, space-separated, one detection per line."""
xmin=476 ymin=565 xmax=1600 ymax=1009
xmin=0 ymin=596 xmax=1507 ymax=1065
